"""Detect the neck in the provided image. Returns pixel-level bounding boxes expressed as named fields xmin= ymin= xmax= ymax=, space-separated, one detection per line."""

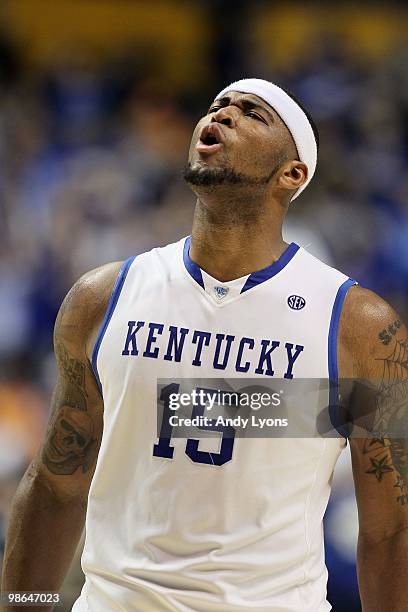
xmin=189 ymin=191 xmax=287 ymax=282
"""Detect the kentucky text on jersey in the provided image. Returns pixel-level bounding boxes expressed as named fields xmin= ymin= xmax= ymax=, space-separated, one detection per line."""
xmin=121 ymin=320 xmax=304 ymax=378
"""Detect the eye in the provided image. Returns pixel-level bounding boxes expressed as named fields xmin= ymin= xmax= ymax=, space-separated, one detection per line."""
xmin=246 ymin=111 xmax=265 ymax=123
xmin=208 ymin=106 xmax=221 ymax=114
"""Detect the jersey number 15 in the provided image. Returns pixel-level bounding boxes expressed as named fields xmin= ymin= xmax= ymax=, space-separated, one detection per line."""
xmin=153 ymin=383 xmax=235 ymax=466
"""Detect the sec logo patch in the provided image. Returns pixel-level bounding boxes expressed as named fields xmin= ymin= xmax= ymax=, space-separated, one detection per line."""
xmin=287 ymin=295 xmax=306 ymax=310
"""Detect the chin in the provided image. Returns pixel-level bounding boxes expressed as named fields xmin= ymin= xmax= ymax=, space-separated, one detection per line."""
xmin=182 ymin=162 xmax=247 ymax=187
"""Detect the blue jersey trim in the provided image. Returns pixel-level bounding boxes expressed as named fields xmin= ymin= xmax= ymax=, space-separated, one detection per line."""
xmin=183 ymin=237 xmax=299 ymax=293
xmin=241 ymin=242 xmax=300 ymax=293
xmin=91 ymin=256 xmax=136 ymax=394
xmin=183 ymin=236 xmax=204 ymax=289
xmin=328 ymin=278 xmax=357 ymax=438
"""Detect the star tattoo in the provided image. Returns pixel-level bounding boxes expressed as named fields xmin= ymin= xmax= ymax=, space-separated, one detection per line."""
xmin=366 ymin=456 xmax=394 ymax=482
xmin=394 ymin=476 xmax=407 ymax=492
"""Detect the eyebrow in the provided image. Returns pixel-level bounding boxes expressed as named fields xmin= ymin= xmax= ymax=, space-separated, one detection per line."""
xmin=208 ymin=96 xmax=275 ymax=123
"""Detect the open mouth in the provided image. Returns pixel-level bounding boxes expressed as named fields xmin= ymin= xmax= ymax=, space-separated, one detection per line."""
xmin=196 ymin=125 xmax=223 ymax=154
xmin=201 ymin=132 xmax=219 ymax=146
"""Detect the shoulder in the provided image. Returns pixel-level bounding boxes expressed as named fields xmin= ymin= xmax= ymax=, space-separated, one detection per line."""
xmin=55 ymin=261 xmax=124 ymax=361
xmin=338 ymin=285 xmax=406 ymax=379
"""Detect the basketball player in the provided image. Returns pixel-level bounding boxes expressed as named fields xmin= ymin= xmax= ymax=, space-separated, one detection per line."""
xmin=2 ymin=79 xmax=407 ymax=611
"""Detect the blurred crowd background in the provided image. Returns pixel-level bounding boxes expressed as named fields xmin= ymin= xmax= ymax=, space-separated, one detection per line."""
xmin=1 ymin=1 xmax=407 ymax=610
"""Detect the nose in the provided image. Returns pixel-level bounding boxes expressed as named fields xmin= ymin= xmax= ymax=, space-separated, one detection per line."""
xmin=211 ymin=105 xmax=238 ymax=128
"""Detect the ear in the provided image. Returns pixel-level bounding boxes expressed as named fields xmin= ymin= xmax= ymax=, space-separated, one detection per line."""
xmin=278 ymin=160 xmax=308 ymax=192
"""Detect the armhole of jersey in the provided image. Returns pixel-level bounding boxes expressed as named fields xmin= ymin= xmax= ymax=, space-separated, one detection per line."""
xmin=91 ymin=256 xmax=136 ymax=395
xmin=328 ymin=278 xmax=357 ymax=440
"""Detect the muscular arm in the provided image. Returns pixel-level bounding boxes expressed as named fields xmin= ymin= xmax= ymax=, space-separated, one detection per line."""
xmin=338 ymin=287 xmax=408 ymax=612
xmin=1 ymin=262 xmax=122 ymax=610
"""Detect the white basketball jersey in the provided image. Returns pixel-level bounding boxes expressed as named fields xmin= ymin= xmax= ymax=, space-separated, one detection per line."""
xmin=72 ymin=237 xmax=356 ymax=612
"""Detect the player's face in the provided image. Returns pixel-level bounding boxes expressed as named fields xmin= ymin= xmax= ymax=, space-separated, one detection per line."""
xmin=187 ymin=92 xmax=293 ymax=183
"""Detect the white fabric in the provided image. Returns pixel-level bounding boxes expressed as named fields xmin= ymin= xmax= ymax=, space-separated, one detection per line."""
xmin=71 ymin=237 xmax=355 ymax=611
xmin=215 ymin=78 xmax=317 ymax=200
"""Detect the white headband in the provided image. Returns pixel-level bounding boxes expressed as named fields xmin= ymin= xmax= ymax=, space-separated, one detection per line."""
xmin=215 ymin=78 xmax=317 ymax=200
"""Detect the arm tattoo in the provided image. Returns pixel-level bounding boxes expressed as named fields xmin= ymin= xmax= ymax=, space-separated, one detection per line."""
xmin=42 ymin=340 xmax=98 ymax=475
xmin=364 ymin=331 xmax=408 ymax=505
xmin=378 ymin=319 xmax=401 ymax=345
xmin=57 ymin=341 xmax=86 ymax=388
